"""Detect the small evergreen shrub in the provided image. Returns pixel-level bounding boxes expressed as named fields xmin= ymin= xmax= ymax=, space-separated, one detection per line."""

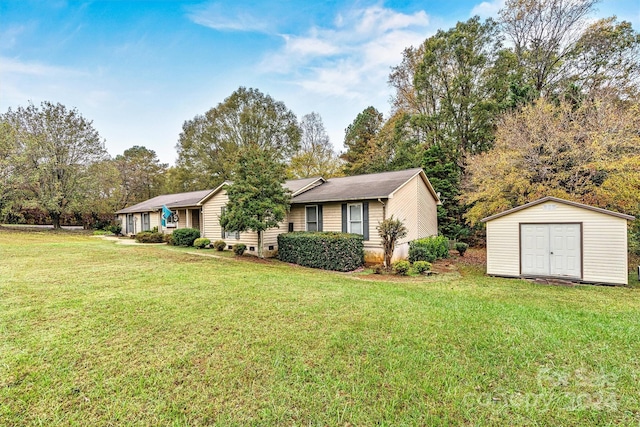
xmin=163 ymin=234 xmax=173 ymax=245
xmin=455 ymin=242 xmax=469 ymax=256
xmin=194 ymin=238 xmax=211 ymax=249
xmin=233 ymin=243 xmax=247 ymax=256
xmin=409 ymin=235 xmax=449 ymax=262
xmin=409 ymin=245 xmax=434 ymax=263
xmin=135 ymin=231 xmax=164 ymax=243
xmin=278 ymin=232 xmax=364 ymax=272
xmin=171 ymin=228 xmax=201 ymax=246
xmin=393 ymin=260 xmax=411 ymax=276
xmin=412 ymin=260 xmax=432 ymax=274
xmin=213 ymin=240 xmax=226 ymax=251
xmin=107 ymin=223 xmax=122 ymax=235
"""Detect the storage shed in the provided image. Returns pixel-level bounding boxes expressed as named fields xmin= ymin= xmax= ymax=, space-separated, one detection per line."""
xmin=481 ymin=197 xmax=635 ymax=285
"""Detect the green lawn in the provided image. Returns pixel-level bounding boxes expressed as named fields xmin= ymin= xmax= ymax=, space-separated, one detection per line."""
xmin=1 ymin=229 xmax=639 ymax=426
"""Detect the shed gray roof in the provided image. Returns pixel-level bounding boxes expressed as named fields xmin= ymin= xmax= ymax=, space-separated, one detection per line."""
xmin=291 ymin=168 xmax=430 ymax=203
xmin=480 ymin=196 xmax=635 ymax=222
xmin=116 ymin=189 xmax=213 ymax=214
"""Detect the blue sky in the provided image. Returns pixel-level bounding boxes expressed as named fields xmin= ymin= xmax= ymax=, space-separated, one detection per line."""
xmin=1 ymin=0 xmax=638 ymax=165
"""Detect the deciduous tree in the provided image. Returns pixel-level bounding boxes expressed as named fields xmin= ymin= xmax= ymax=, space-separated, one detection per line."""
xmin=175 ymin=87 xmax=301 ymax=190
xmin=1 ymin=102 xmax=108 ymax=228
xmin=114 ymin=145 xmax=168 ymax=208
xmin=462 ymin=97 xmax=640 ymax=224
xmin=288 ymin=112 xmax=342 ymax=178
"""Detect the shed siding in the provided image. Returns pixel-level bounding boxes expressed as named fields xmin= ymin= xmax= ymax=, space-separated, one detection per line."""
xmin=486 ymin=201 xmax=629 ymax=285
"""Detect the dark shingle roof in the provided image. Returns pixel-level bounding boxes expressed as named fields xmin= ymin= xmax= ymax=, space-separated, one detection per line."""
xmin=285 ymin=177 xmax=324 ymax=195
xmin=115 ymin=189 xmax=213 ymax=214
xmin=291 ymin=168 xmax=425 ymax=203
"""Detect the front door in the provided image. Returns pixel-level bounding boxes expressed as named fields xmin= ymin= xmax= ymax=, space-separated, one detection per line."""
xmin=521 ymin=224 xmax=581 ymax=278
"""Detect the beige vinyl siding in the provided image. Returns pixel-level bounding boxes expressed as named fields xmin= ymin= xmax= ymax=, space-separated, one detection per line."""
xmin=200 ymin=189 xmax=258 ymax=249
xmin=486 ymin=201 xmax=629 ymax=285
xmin=177 ymin=209 xmax=187 ymax=229
xmin=149 ymin=212 xmax=160 ymax=230
xmin=289 ymin=201 xmax=384 ymax=251
xmin=416 ymin=176 xmax=438 ymax=238
xmin=387 ymin=174 xmax=438 ymax=244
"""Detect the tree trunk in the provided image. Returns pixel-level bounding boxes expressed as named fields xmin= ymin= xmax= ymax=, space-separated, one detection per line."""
xmin=51 ymin=213 xmax=61 ymax=229
xmin=257 ymin=230 xmax=263 ymax=258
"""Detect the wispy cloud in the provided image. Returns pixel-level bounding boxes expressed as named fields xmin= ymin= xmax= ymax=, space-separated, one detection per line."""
xmin=470 ymin=0 xmax=506 ymax=19
xmin=0 ymin=56 xmax=88 ymax=77
xmin=260 ymin=5 xmax=432 ymax=99
xmin=186 ymin=2 xmax=273 ymax=33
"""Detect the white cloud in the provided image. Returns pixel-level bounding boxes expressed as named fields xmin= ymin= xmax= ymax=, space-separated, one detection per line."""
xmin=470 ymin=0 xmax=506 ymax=19
xmin=0 ymin=56 xmax=87 ymax=77
xmin=186 ymin=2 xmax=272 ymax=33
xmin=260 ymin=5 xmax=432 ymax=101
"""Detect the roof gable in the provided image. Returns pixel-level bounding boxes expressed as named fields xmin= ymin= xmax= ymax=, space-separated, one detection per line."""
xmin=291 ymin=168 xmax=440 ymax=204
xmin=480 ymin=196 xmax=635 ymax=222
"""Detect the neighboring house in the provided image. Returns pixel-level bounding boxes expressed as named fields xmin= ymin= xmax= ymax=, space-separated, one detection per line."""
xmin=116 ymin=168 xmax=441 ymax=262
xmin=481 ymin=196 xmax=635 ymax=286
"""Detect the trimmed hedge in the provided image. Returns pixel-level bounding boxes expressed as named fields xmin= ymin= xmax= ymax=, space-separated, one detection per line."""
xmin=171 ymin=228 xmax=201 ymax=246
xmin=278 ymin=232 xmax=364 ymax=272
xmin=409 ymin=235 xmax=449 ymax=263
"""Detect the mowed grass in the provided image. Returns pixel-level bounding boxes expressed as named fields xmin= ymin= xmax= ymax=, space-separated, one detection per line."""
xmin=1 ymin=229 xmax=640 ymax=426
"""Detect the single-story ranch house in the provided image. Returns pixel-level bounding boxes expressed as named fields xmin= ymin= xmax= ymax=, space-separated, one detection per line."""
xmin=116 ymin=168 xmax=441 ymax=262
xmin=481 ymin=196 xmax=635 ymax=286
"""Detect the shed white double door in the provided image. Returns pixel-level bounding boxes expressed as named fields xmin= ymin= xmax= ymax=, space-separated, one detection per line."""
xmin=521 ymin=224 xmax=581 ymax=278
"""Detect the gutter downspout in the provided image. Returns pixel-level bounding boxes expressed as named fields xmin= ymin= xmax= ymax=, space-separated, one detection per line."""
xmin=378 ymin=198 xmax=386 ymax=220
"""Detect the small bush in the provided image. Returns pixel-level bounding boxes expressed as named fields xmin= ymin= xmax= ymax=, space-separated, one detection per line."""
xmin=213 ymin=240 xmax=226 ymax=251
xmin=233 ymin=243 xmax=247 ymax=256
xmin=152 ymin=226 xmax=158 ymax=233
xmin=194 ymin=238 xmax=211 ymax=249
xmin=372 ymin=264 xmax=386 ymax=274
xmin=455 ymin=242 xmax=469 ymax=256
xmin=278 ymin=232 xmax=364 ymax=272
xmin=163 ymin=233 xmax=173 ymax=245
xmin=107 ymin=223 xmax=122 ymax=235
xmin=409 ymin=245 xmax=434 ymax=263
xmin=409 ymin=235 xmax=449 ymax=262
xmin=171 ymin=228 xmax=201 ymax=246
xmin=135 ymin=231 xmax=164 ymax=243
xmin=393 ymin=260 xmax=411 ymax=276
xmin=412 ymin=260 xmax=432 ymax=274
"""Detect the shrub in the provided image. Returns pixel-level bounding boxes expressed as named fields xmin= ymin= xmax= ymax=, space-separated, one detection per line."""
xmin=278 ymin=232 xmax=364 ymax=272
xmin=152 ymin=226 xmax=158 ymax=233
xmin=409 ymin=245 xmax=434 ymax=263
xmin=233 ymin=243 xmax=247 ymax=256
xmin=409 ymin=235 xmax=449 ymax=262
xmin=372 ymin=264 xmax=386 ymax=274
xmin=213 ymin=240 xmax=226 ymax=251
xmin=455 ymin=242 xmax=469 ymax=256
xmin=171 ymin=228 xmax=201 ymax=246
xmin=194 ymin=238 xmax=211 ymax=249
xmin=107 ymin=223 xmax=122 ymax=235
xmin=163 ymin=233 xmax=173 ymax=245
xmin=412 ymin=260 xmax=432 ymax=274
xmin=93 ymin=229 xmax=109 ymax=235
xmin=393 ymin=260 xmax=411 ymax=276
xmin=135 ymin=231 xmax=164 ymax=243
xmin=377 ymin=216 xmax=407 ymax=269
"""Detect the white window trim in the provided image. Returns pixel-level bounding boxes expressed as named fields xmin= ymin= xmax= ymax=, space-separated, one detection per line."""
xmin=305 ymin=205 xmax=318 ymax=232
xmin=347 ymin=203 xmax=363 ymax=235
